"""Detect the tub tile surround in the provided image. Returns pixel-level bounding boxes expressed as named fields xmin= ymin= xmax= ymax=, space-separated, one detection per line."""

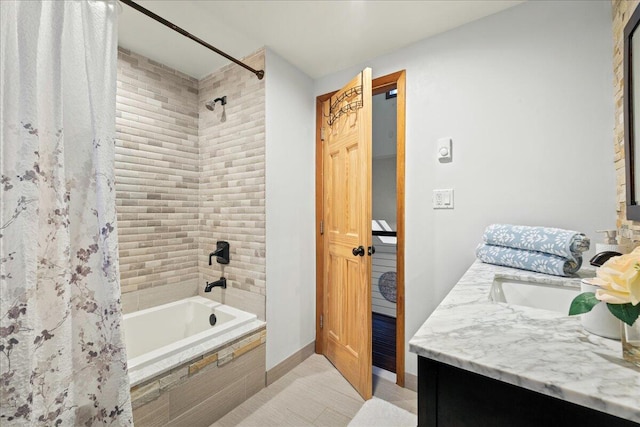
xmin=116 ymin=48 xmax=269 ymax=424
xmin=198 ymin=50 xmax=266 ymax=320
xmin=115 ymin=48 xmax=267 ymax=320
xmin=613 ymin=0 xmax=640 ymax=243
xmin=131 ymin=328 xmax=267 ymax=426
xmin=116 ymin=47 xmax=200 ymax=305
xmin=121 ymin=280 xmax=200 ymax=314
xmin=409 ymin=261 xmax=640 ymax=423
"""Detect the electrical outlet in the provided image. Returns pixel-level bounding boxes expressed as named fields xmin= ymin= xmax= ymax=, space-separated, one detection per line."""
xmin=433 ymin=189 xmax=454 ymax=209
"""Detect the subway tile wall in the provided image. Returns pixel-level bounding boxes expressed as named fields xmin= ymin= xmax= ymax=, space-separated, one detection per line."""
xmin=116 ymin=48 xmax=200 ymax=312
xmin=198 ymin=51 xmax=266 ymax=320
xmin=115 ymin=47 xmax=267 ymax=319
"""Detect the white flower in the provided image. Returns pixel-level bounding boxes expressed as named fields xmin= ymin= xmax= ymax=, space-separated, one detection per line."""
xmin=589 ymin=247 xmax=640 ymax=305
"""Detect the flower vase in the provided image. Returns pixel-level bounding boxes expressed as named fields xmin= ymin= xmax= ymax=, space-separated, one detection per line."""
xmin=622 ymin=320 xmax=640 ymax=368
xmin=580 ymin=281 xmax=621 ymax=339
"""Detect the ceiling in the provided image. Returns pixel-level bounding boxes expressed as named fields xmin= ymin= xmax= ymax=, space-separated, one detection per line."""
xmin=118 ymin=0 xmax=523 ymax=80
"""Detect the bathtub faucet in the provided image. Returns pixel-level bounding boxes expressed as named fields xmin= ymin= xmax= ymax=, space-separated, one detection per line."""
xmin=209 ymin=241 xmax=230 ymax=265
xmin=205 ymin=277 xmax=227 ymax=292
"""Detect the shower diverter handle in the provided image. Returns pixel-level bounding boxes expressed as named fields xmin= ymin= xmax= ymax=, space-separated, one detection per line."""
xmin=352 ymin=246 xmax=365 ymax=257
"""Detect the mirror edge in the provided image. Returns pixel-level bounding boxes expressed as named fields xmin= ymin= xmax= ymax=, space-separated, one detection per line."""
xmin=624 ymin=4 xmax=640 ymax=221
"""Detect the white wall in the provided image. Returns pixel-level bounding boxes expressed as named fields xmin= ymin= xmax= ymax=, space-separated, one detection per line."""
xmin=265 ymin=48 xmax=316 ymax=370
xmin=315 ymin=0 xmax=615 ymax=376
xmin=373 ymin=157 xmax=397 ymax=226
xmin=373 ymin=92 xmax=397 ymax=159
xmin=372 ymin=92 xmax=398 ymax=224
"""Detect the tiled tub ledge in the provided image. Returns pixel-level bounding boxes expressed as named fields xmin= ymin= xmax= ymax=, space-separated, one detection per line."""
xmin=128 ymin=315 xmax=266 ymax=387
xmin=409 ymin=261 xmax=640 ymax=423
xmin=131 ymin=327 xmax=266 ymax=426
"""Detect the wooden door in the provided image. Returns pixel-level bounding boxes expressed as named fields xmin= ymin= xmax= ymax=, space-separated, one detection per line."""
xmin=322 ymin=68 xmax=373 ymax=400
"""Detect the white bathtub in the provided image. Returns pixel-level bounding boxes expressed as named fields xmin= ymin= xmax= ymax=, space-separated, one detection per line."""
xmin=123 ymin=296 xmax=262 ymax=386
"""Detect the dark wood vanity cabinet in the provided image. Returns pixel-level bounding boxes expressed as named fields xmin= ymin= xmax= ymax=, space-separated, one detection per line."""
xmin=417 ymin=356 xmax=639 ymax=427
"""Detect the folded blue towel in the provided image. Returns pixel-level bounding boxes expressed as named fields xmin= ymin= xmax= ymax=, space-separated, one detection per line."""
xmin=483 ymin=224 xmax=589 ymax=262
xmin=476 ymin=243 xmax=582 ymax=276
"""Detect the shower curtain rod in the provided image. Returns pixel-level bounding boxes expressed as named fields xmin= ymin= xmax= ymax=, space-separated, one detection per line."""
xmin=119 ymin=0 xmax=265 ymax=80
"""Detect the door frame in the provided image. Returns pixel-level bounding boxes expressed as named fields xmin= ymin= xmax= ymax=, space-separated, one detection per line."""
xmin=315 ymin=70 xmax=406 ymax=387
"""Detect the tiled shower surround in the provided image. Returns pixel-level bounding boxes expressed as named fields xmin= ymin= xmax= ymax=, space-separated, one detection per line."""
xmin=116 ymin=48 xmax=200 ymax=311
xmin=115 ymin=48 xmax=266 ymax=319
xmin=198 ymin=53 xmax=266 ymax=320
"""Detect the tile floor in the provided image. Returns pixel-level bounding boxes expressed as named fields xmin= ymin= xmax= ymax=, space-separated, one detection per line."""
xmin=211 ymin=354 xmax=417 ymax=426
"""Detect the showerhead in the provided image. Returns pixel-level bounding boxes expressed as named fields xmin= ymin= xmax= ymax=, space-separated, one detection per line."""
xmin=205 ymin=96 xmax=227 ymax=112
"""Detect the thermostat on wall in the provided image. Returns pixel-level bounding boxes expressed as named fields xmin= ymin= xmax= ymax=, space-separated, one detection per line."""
xmin=437 ymin=137 xmax=452 ymax=162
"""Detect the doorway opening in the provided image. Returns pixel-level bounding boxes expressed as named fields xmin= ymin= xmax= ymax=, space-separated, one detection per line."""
xmin=315 ymin=70 xmax=406 ymax=389
xmin=371 ymin=87 xmax=398 ymax=378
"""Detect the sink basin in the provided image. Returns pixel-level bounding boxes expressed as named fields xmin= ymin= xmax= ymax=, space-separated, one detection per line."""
xmin=490 ymin=277 xmax=580 ymax=314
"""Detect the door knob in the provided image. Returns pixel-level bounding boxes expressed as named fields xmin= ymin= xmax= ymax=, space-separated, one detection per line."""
xmin=368 ymin=246 xmax=376 ymax=256
xmin=352 ymin=246 xmax=365 ymax=257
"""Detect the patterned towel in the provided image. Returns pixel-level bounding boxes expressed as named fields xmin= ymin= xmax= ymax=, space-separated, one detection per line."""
xmin=476 ymin=243 xmax=582 ymax=276
xmin=483 ymin=224 xmax=589 ymax=262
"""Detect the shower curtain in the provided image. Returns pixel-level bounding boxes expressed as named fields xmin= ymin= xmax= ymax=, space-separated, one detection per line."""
xmin=0 ymin=1 xmax=133 ymax=425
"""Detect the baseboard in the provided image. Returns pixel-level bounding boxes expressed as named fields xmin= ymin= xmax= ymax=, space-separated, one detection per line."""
xmin=404 ymin=371 xmax=418 ymax=392
xmin=266 ymin=341 xmax=417 ymax=392
xmin=373 ymin=369 xmax=417 ymax=392
xmin=266 ymin=341 xmax=315 ymax=386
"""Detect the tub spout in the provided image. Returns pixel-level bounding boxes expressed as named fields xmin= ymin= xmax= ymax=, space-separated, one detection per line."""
xmin=205 ymin=277 xmax=227 ymax=292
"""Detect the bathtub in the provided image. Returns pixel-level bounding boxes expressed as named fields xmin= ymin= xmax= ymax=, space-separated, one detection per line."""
xmin=123 ymin=296 xmax=262 ymax=386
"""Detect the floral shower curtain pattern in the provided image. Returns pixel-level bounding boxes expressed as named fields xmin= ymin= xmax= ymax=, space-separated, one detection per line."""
xmin=0 ymin=1 xmax=132 ymax=425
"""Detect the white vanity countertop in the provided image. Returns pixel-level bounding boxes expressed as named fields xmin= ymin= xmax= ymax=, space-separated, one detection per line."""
xmin=409 ymin=260 xmax=640 ymax=423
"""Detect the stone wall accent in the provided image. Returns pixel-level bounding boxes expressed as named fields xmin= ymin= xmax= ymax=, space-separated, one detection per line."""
xmin=198 ymin=50 xmax=267 ymax=320
xmin=613 ymin=0 xmax=640 ymax=243
xmin=131 ymin=328 xmax=266 ymax=426
xmin=115 ymin=47 xmax=200 ymax=311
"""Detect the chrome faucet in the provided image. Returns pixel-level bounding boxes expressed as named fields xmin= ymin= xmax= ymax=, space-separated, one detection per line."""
xmin=205 ymin=277 xmax=227 ymax=292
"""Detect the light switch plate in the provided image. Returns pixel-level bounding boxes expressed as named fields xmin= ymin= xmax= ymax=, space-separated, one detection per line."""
xmin=433 ymin=189 xmax=454 ymax=209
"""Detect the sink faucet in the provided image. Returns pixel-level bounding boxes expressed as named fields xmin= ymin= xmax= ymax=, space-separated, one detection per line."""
xmin=589 ymin=251 xmax=622 ymax=267
xmin=205 ymin=277 xmax=227 ymax=292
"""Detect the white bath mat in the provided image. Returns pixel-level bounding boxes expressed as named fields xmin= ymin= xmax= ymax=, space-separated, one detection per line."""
xmin=348 ymin=397 xmax=417 ymax=427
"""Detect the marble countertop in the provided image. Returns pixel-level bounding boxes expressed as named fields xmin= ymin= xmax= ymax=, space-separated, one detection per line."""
xmin=409 ymin=260 xmax=640 ymax=423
